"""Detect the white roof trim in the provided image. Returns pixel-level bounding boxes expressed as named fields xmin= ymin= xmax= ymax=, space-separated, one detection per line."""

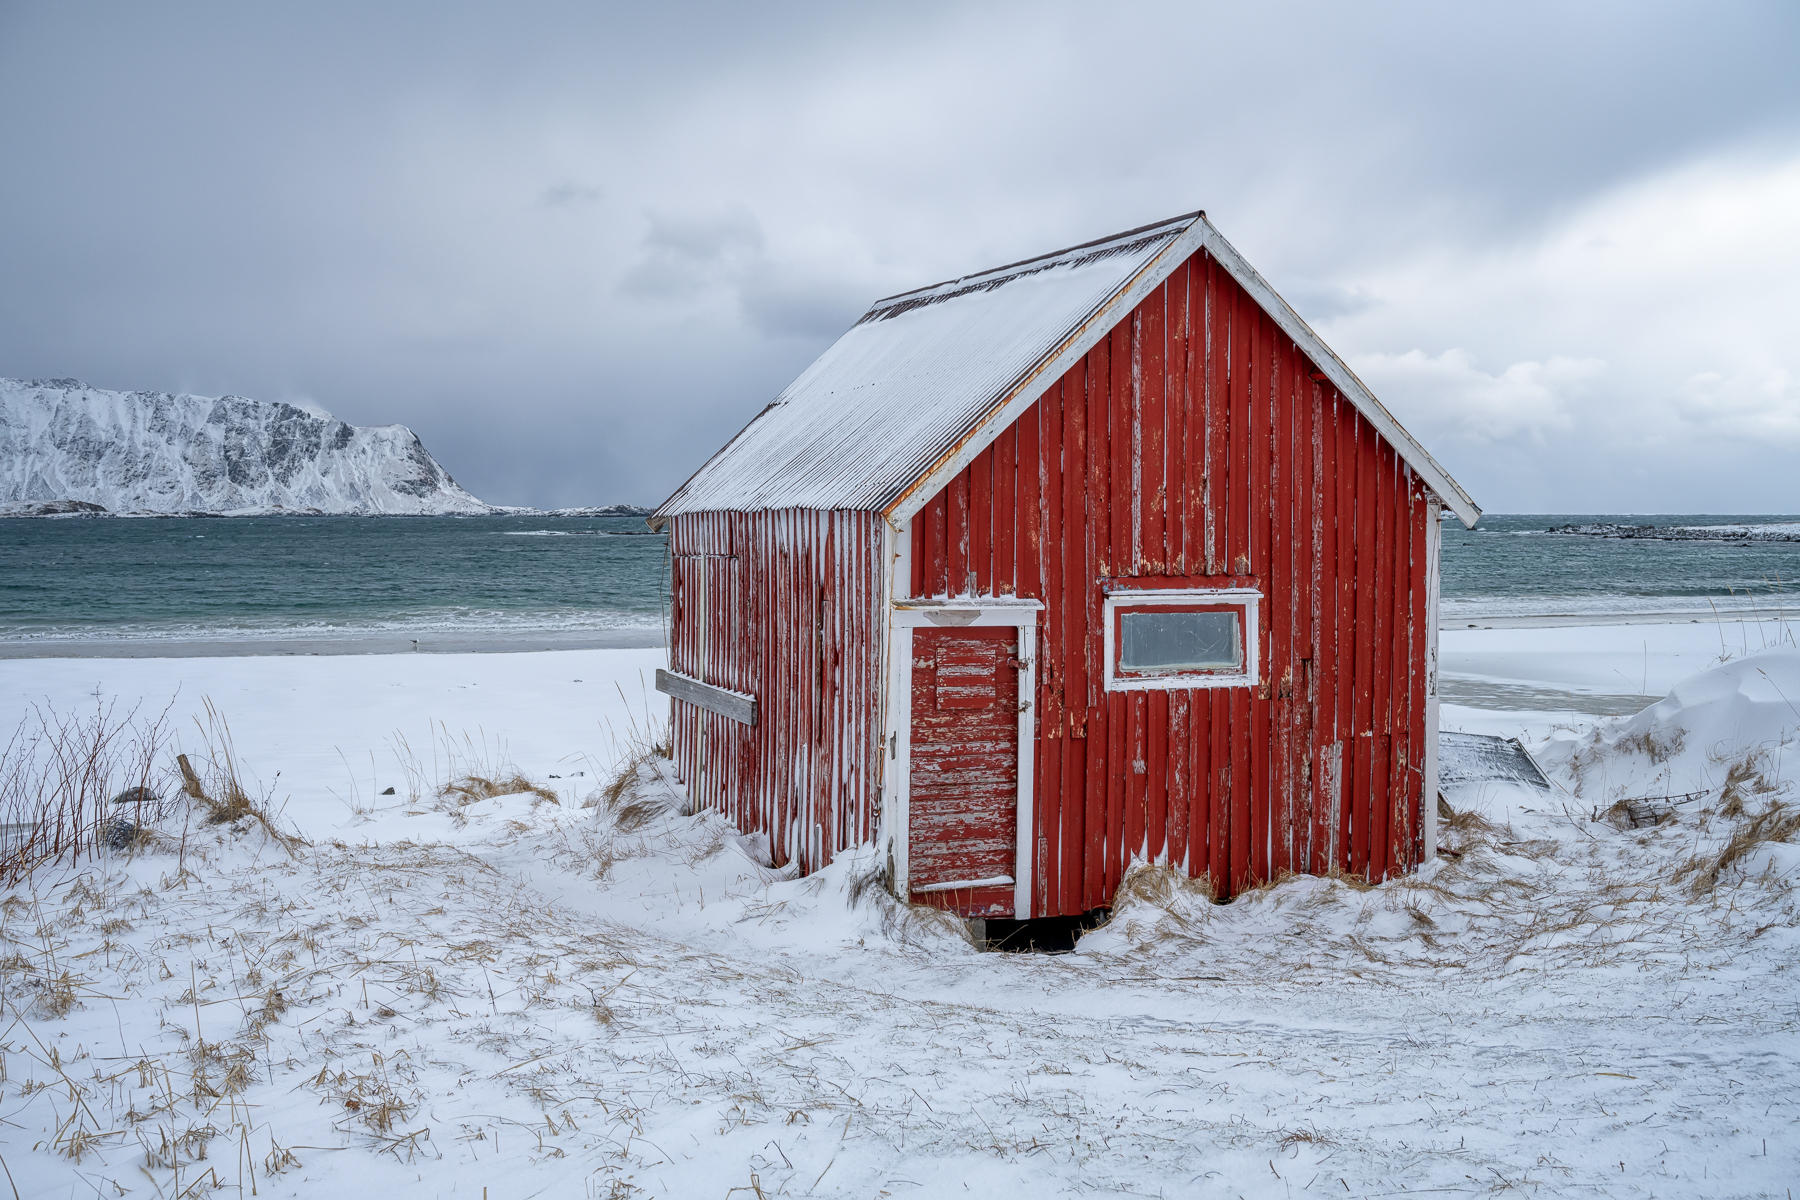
xmin=884 ymin=219 xmax=1209 ymax=525
xmin=1196 ymin=219 xmax=1481 ymax=528
xmin=655 ymin=210 xmax=1480 ymax=531
xmin=887 ymin=214 xmax=1479 ymax=530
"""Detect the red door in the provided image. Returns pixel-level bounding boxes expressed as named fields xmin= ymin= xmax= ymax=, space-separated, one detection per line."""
xmin=908 ymin=626 xmax=1021 ymax=917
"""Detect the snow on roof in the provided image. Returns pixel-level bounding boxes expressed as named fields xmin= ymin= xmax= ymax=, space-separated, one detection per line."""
xmin=655 ymin=214 xmax=1192 ymax=520
xmin=655 ymin=212 xmax=1481 ymax=528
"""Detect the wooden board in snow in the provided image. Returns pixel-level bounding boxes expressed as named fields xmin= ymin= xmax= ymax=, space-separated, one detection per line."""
xmin=1437 ymin=731 xmax=1552 ymax=792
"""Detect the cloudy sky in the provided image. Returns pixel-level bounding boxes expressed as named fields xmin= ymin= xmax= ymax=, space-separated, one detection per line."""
xmin=3 ymin=2 xmax=1797 ymax=513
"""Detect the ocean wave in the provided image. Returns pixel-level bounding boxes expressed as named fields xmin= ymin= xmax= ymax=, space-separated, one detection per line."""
xmin=1441 ymin=594 xmax=1800 ymax=620
xmin=498 ymin=529 xmax=659 ymax=537
xmin=2 ymin=608 xmax=664 ymax=644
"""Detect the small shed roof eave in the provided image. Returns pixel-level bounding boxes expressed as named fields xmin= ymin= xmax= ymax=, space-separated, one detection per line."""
xmin=882 ymin=215 xmax=1213 ymax=528
xmin=1195 ymin=218 xmax=1482 ymax=529
xmin=884 ymin=214 xmax=1480 ymax=531
xmin=654 ymin=208 xmax=1480 ymax=532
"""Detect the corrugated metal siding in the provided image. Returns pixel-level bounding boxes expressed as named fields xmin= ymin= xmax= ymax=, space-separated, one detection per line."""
xmin=666 ymin=509 xmax=885 ymax=872
xmin=910 ymin=246 xmax=1433 ymax=910
xmin=656 ymin=217 xmax=1192 ymax=517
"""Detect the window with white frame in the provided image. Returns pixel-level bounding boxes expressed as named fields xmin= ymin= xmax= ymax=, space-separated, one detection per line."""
xmin=1102 ymin=588 xmax=1260 ymax=690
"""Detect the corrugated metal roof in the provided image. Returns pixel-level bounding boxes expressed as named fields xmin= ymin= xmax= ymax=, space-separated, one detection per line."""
xmin=654 ymin=211 xmax=1481 ymax=529
xmin=655 ymin=214 xmax=1194 ymax=519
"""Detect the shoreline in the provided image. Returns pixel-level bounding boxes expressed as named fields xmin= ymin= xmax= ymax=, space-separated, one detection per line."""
xmin=1444 ymin=605 xmax=1798 ymax=630
xmin=0 ymin=626 xmax=665 ymax=660
xmin=0 ymin=607 xmax=1791 ymax=662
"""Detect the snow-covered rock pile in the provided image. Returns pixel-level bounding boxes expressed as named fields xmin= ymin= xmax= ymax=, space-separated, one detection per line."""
xmin=0 ymin=377 xmax=493 ymax=515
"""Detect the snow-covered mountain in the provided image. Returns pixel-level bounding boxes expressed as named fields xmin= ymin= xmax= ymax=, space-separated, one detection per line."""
xmin=0 ymin=378 xmax=494 ymax=515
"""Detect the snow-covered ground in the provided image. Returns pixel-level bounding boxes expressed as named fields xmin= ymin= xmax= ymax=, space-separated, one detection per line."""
xmin=1 ymin=623 xmax=1797 ymax=1196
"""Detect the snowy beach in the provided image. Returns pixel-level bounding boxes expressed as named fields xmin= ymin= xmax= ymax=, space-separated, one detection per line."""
xmin=1 ymin=615 xmax=1796 ymax=1197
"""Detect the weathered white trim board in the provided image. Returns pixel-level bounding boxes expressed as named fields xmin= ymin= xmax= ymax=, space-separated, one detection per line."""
xmin=1421 ymin=502 xmax=1443 ymax=861
xmin=886 ymin=596 xmax=1040 ymax=919
xmin=654 ymin=668 xmax=757 ymax=726
xmin=1100 ymin=587 xmax=1262 ymax=692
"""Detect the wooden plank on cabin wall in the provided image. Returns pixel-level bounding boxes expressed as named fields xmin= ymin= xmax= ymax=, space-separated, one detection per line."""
xmin=1388 ymin=463 xmax=1414 ymax=878
xmin=995 ymin=424 xmax=1016 ymax=595
xmin=1172 ymin=256 xmax=1194 ymax=575
xmin=1353 ymin=415 xmax=1377 ymax=879
xmin=1148 ymin=690 xmax=1170 ymax=865
xmin=970 ymin=445 xmax=992 ymax=595
xmin=1248 ymin=308 xmax=1271 ymax=885
xmin=1269 ymin=324 xmax=1291 ymax=878
xmin=1064 ymin=366 xmax=1088 ymax=735
xmin=1084 ymin=338 xmax=1109 ymax=908
xmin=1370 ymin=443 xmax=1395 ymax=880
xmin=1062 ymin=364 xmax=1088 ymax=914
xmin=1106 ymin=690 xmax=1127 ymax=895
xmin=1206 ymin=253 xmax=1226 ymax=577
xmin=948 ymin=470 xmax=969 ymax=596
xmin=1227 ymin=281 xmax=1251 ymax=895
xmin=1306 ymin=371 xmax=1325 ymax=871
xmin=1111 ymin=323 xmax=1132 ymax=578
xmin=1288 ymin=344 xmax=1308 ymax=877
xmin=1334 ymin=393 xmax=1357 ymax=875
xmin=1142 ymin=281 xmax=1166 ymax=573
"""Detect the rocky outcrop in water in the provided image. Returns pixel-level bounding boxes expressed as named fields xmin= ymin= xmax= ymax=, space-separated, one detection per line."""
xmin=1550 ymin=522 xmax=1800 ymax=543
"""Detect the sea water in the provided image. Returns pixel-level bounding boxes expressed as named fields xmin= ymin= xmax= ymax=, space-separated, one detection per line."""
xmin=2 ymin=512 xmax=1798 ymax=649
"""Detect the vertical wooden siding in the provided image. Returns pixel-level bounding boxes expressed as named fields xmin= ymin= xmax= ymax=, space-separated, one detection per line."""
xmin=666 ymin=508 xmax=885 ymax=872
xmin=910 ymin=248 xmax=1433 ymax=911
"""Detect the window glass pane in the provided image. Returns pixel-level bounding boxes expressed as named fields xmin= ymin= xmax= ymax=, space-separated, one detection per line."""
xmin=1119 ymin=609 xmax=1241 ymax=673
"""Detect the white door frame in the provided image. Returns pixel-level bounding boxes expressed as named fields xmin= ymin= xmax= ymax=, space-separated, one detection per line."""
xmin=886 ymin=597 xmax=1041 ymax=918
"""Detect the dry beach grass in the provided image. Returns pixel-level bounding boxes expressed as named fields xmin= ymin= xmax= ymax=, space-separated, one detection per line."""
xmin=0 ymin=680 xmax=1795 ymax=1196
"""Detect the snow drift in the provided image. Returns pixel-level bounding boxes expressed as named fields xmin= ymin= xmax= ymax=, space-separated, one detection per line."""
xmin=0 ymin=377 xmax=493 ymax=515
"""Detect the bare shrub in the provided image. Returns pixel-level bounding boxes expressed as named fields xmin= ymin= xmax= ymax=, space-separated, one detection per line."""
xmin=1676 ymin=800 xmax=1800 ymax=897
xmin=180 ymin=698 xmax=302 ymax=853
xmin=843 ymin=857 xmax=978 ymax=948
xmin=1717 ymin=754 xmax=1779 ymax=819
xmin=0 ymin=696 xmax=174 ymax=886
xmin=439 ymin=772 xmax=558 ymax=806
xmin=592 ymin=684 xmax=673 ymax=812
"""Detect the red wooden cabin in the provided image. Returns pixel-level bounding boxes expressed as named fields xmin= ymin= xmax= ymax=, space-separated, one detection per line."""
xmin=652 ymin=211 xmax=1479 ymax=918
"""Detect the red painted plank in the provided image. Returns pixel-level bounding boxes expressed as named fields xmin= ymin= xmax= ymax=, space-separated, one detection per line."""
xmin=1249 ymin=310 xmax=1271 ymax=885
xmin=1179 ymin=256 xmax=1203 ymax=576
xmin=1062 ymin=363 xmax=1087 ymax=914
xmin=1147 ymin=690 xmax=1169 ymax=864
xmin=1206 ymin=253 xmax=1227 ymax=577
xmin=1309 ymin=384 xmax=1333 ymax=875
xmin=1166 ymin=692 xmax=1188 ymax=870
xmin=1167 ymin=262 xmax=1190 ymax=574
xmin=1110 ymin=323 xmax=1133 ymax=577
xmin=1128 ymin=693 xmax=1149 ymax=868
xmin=1387 ymin=464 xmax=1412 ymax=878
xmin=948 ymin=470 xmax=970 ymax=596
xmin=1370 ymin=444 xmax=1394 ymax=880
xmin=970 ymin=445 xmax=993 ymax=595
xmin=1352 ymin=417 xmax=1377 ymax=878
xmin=1269 ymin=328 xmax=1291 ymax=878
xmin=1064 ymin=364 xmax=1088 ymax=732
xmin=994 ymin=424 xmax=1016 ymax=595
xmin=1084 ymin=339 xmax=1109 ymax=908
xmin=1106 ymin=690 xmax=1127 ymax=895
xmin=1018 ymin=390 xmax=1042 ymax=602
xmin=1142 ymin=282 xmax=1166 ymax=573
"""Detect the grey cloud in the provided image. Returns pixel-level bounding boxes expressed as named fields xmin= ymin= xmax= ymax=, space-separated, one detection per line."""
xmin=540 ymin=182 xmax=603 ymax=207
xmin=2 ymin=1 xmax=1798 ymax=510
